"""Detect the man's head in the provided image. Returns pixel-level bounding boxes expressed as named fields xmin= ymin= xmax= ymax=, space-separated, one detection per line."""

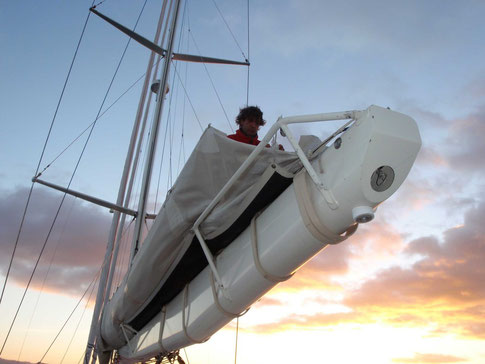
xmin=236 ymin=106 xmax=266 ymax=137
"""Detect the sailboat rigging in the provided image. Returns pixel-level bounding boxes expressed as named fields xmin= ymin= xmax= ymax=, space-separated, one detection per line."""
xmin=2 ymin=1 xmax=421 ymax=363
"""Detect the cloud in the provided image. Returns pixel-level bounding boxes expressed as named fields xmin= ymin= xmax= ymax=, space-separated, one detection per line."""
xmin=241 ymin=195 xmax=485 ymax=339
xmin=392 ymin=352 xmax=468 ymax=363
xmin=0 ymin=186 xmax=113 ymax=296
xmin=240 ymin=310 xmax=361 ymax=334
xmin=463 ymin=74 xmax=485 ymax=103
xmin=344 ymin=199 xmax=485 ymax=338
xmin=252 ymin=0 xmax=478 ymax=61
xmin=416 ymin=147 xmax=448 ymax=168
xmin=445 ymin=106 xmax=485 ymax=171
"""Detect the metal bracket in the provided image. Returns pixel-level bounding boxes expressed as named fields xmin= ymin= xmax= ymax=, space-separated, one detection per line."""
xmin=120 ymin=324 xmax=138 ymax=354
xmin=279 ymin=124 xmax=339 ymax=209
xmin=188 ymin=109 xmax=360 ymax=300
xmin=192 ymin=228 xmax=229 ymax=300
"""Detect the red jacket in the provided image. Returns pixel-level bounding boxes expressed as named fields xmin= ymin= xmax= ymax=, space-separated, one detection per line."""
xmin=227 ymin=129 xmax=284 ymax=150
xmin=227 ymin=129 xmax=263 ymax=146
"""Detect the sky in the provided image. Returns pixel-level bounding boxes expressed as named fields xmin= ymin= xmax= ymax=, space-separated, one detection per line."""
xmin=1 ymin=0 xmax=485 ymax=363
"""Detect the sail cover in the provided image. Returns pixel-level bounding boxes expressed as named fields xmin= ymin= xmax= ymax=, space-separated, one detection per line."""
xmin=101 ymin=126 xmax=309 ymax=347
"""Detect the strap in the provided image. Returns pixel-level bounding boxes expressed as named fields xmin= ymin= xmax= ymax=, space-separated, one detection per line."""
xmin=209 ymin=271 xmax=249 ymax=318
xmin=158 ymin=306 xmax=167 ymax=354
xmin=294 ymin=171 xmax=357 ymax=244
xmin=250 ymin=214 xmax=293 ymax=282
xmin=182 ymin=285 xmax=209 ymax=344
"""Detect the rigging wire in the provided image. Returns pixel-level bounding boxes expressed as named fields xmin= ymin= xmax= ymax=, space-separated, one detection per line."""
xmin=134 ymin=0 xmax=173 ymax=218
xmin=176 ymin=4 xmax=191 ymax=176
xmin=167 ymin=5 xmax=188 ymax=190
xmin=234 ymin=316 xmax=240 ymax=364
xmin=183 ymin=347 xmax=190 ymax=364
xmin=171 ymin=63 xmax=203 ymax=131
xmin=154 ymin=3 xmax=189 ymax=207
xmin=0 ymin=3 xmax=94 ymax=308
xmin=60 ymin=272 xmax=99 ymax=364
xmin=188 ymin=30 xmax=233 ymax=132
xmin=16 ymin=196 xmax=77 ymax=361
xmin=38 ymin=70 xmax=149 ymax=175
xmin=39 ymin=270 xmax=100 ymax=363
xmin=113 ymin=218 xmax=136 ymax=290
xmin=210 ymin=0 xmax=248 ymax=62
xmin=1 ymin=1 xmax=145 ymax=354
xmin=154 ymin=109 xmax=171 ymax=212
xmin=176 ymin=32 xmax=190 ymax=175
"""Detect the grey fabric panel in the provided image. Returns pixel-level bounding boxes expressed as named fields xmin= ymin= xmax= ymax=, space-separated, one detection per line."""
xmin=102 ymin=127 xmax=303 ymax=343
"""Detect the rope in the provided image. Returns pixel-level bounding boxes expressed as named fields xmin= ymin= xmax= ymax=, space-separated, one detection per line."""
xmin=146 ymin=2 xmax=176 ymax=213
xmin=60 ymin=272 xmax=99 ymax=364
xmin=234 ymin=316 xmax=239 ymax=364
xmin=0 ymin=2 xmax=93 ymax=308
xmin=182 ymin=348 xmax=190 ymax=364
xmin=176 ymin=34 xmax=189 ymax=175
xmin=113 ymin=218 xmax=135 ymax=290
xmin=38 ymin=69 xmax=150 ymax=174
xmin=1 ymin=0 xmax=146 ymax=354
xmin=188 ymin=30 xmax=233 ymax=132
xmin=172 ymin=62 xmax=203 ymax=130
xmin=39 ymin=271 xmax=100 ymax=363
xmin=154 ymin=107 xmax=171 ymax=212
xmin=38 ymin=13 xmax=167 ymax=176
xmin=210 ymin=0 xmax=248 ymax=61
xmin=16 ymin=197 xmax=77 ymax=361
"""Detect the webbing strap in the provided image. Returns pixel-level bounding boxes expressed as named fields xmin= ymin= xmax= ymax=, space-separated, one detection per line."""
xmin=250 ymin=214 xmax=293 ymax=283
xmin=158 ymin=306 xmax=167 ymax=354
xmin=209 ymin=271 xmax=249 ymax=318
xmin=182 ymin=285 xmax=208 ymax=344
xmin=294 ymin=171 xmax=357 ymax=244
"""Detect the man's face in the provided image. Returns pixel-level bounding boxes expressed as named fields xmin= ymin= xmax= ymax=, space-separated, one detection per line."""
xmin=240 ymin=118 xmax=261 ymax=137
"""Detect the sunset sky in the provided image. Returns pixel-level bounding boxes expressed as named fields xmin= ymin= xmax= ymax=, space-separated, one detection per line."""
xmin=1 ymin=0 xmax=485 ymax=363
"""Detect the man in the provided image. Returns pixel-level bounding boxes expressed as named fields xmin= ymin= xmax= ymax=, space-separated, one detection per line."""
xmin=228 ymin=106 xmax=284 ymax=149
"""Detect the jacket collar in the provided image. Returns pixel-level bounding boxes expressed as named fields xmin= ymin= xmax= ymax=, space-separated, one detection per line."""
xmin=236 ymin=128 xmax=259 ymax=143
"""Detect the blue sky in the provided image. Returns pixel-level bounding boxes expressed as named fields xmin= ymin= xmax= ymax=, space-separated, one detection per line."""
xmin=1 ymin=0 xmax=485 ymax=363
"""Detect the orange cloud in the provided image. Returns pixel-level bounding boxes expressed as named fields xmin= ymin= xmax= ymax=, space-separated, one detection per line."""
xmin=241 ymin=200 xmax=485 ymax=340
xmin=238 ymin=311 xmax=363 ymax=334
xmin=416 ymin=146 xmax=449 ymax=167
xmin=343 ymin=201 xmax=485 ymax=338
xmin=446 ymin=108 xmax=485 ymax=171
xmin=392 ymin=352 xmax=468 ymax=363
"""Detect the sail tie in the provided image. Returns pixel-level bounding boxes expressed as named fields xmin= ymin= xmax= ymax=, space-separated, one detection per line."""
xmin=250 ymin=213 xmax=294 ymax=282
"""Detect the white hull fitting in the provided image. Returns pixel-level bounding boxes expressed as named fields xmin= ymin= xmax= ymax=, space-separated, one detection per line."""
xmin=102 ymin=105 xmax=421 ymax=362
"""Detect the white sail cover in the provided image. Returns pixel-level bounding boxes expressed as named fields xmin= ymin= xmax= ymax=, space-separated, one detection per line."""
xmin=101 ymin=126 xmax=308 ymax=347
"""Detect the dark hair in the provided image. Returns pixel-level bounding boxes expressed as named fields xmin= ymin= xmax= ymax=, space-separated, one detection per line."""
xmin=235 ymin=106 xmax=266 ymax=126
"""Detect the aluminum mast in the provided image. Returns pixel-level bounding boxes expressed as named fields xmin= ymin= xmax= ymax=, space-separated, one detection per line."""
xmin=83 ymin=1 xmax=182 ymax=363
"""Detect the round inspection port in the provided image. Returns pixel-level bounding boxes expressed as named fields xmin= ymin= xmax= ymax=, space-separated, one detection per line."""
xmin=370 ymin=165 xmax=394 ymax=192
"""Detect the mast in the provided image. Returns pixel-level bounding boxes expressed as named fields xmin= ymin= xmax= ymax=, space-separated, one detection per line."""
xmin=129 ymin=0 xmax=182 ymax=263
xmin=102 ymin=0 xmax=171 ymax=323
xmin=83 ymin=1 xmax=182 ymax=363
